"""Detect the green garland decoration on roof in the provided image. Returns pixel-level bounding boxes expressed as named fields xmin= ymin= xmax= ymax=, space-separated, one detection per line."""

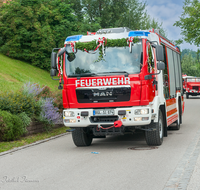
xmin=75 ymin=37 xmax=139 ymax=62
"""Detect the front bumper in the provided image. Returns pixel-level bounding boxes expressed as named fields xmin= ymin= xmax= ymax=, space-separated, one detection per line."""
xmin=63 ymin=107 xmax=153 ymax=127
xmin=187 ymin=91 xmax=200 ymax=96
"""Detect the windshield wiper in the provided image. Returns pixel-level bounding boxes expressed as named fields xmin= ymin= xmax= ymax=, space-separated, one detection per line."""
xmin=97 ymin=71 xmax=129 ymax=76
xmin=68 ymin=73 xmax=98 ymax=77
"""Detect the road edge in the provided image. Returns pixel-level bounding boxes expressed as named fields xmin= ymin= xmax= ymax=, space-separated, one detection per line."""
xmin=0 ymin=132 xmax=71 ymax=157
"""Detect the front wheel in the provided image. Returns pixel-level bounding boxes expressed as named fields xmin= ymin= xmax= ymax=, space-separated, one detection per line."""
xmin=173 ymin=102 xmax=181 ymax=130
xmin=145 ymin=110 xmax=164 ymax=146
xmin=72 ymin=127 xmax=93 ymax=147
xmin=186 ymin=93 xmax=189 ymax=99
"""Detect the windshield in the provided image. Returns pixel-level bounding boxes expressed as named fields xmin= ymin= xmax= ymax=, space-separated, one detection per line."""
xmin=65 ymin=40 xmax=142 ymax=76
xmin=187 ymin=78 xmax=200 ymax=82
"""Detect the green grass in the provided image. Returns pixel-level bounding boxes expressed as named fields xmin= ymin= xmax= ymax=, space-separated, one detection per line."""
xmin=0 ymin=53 xmax=58 ymax=92
xmin=0 ymin=54 xmax=68 ymax=153
xmin=0 ymin=127 xmax=69 ymax=153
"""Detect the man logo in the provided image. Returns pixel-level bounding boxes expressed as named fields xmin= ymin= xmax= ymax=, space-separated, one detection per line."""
xmin=93 ymin=91 xmax=113 ymax=97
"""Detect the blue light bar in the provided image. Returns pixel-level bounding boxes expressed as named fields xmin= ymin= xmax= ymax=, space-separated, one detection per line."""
xmin=65 ymin=35 xmax=83 ymax=42
xmin=128 ymin=31 xmax=150 ymax=37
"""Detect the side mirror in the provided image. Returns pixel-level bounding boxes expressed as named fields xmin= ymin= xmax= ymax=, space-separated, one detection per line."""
xmin=50 ymin=68 xmax=57 ymax=77
xmin=156 ymin=45 xmax=164 ymax=62
xmin=157 ymin=61 xmax=165 ymax=70
xmin=51 ymin=52 xmax=57 ymax=69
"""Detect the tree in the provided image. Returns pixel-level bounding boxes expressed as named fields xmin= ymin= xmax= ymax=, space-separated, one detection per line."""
xmin=108 ymin=0 xmax=146 ymax=29
xmin=181 ymin=51 xmax=200 ymax=76
xmin=181 ymin=49 xmax=197 ymax=60
xmin=82 ymin=0 xmax=166 ymax=36
xmin=174 ymin=0 xmax=200 ymax=46
xmin=69 ymin=0 xmax=84 ymax=22
xmin=0 ymin=0 xmax=166 ymax=71
xmin=0 ymin=0 xmax=78 ymax=70
xmin=141 ymin=13 xmax=167 ymax=37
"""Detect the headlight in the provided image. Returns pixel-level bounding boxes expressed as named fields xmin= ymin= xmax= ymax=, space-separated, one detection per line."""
xmin=64 ymin=111 xmax=75 ymax=117
xmin=134 ymin=109 xmax=149 ymax=115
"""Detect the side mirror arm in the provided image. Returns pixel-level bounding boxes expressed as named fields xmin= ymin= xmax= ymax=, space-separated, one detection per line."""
xmin=144 ymin=70 xmax=161 ymax=80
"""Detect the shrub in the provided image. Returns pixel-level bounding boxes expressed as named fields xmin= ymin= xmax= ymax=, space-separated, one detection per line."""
xmin=38 ymin=98 xmax=62 ymax=131
xmin=0 ymin=91 xmax=41 ymax=118
xmin=18 ymin=112 xmax=31 ymax=133
xmin=0 ymin=110 xmax=25 ymax=141
xmin=34 ymin=84 xmax=63 ymax=113
xmin=22 ymin=82 xmax=44 ymax=98
xmin=36 ymin=85 xmax=52 ymax=99
xmin=51 ymin=90 xmax=63 ymax=113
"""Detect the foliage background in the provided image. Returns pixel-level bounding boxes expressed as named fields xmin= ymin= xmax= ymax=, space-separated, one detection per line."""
xmin=0 ymin=0 xmax=166 ymax=71
xmin=0 ymin=0 xmax=78 ymax=70
xmin=0 ymin=0 xmax=200 ymax=75
xmin=174 ymin=0 xmax=200 ymax=76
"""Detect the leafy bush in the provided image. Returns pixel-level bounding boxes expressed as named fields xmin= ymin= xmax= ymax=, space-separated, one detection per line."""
xmin=18 ymin=112 xmax=31 ymax=133
xmin=51 ymin=91 xmax=63 ymax=113
xmin=22 ymin=82 xmax=63 ymax=113
xmin=0 ymin=110 xmax=25 ymax=141
xmin=32 ymin=84 xmax=63 ymax=113
xmin=0 ymin=82 xmax=63 ymax=135
xmin=36 ymin=85 xmax=52 ymax=99
xmin=0 ymin=91 xmax=41 ymax=117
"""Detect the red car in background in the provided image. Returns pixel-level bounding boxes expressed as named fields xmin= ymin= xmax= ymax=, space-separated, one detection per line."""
xmin=185 ymin=76 xmax=200 ymax=99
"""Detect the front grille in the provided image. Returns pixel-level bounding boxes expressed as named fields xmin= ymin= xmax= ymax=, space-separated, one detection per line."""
xmin=90 ymin=116 xmax=119 ymax=123
xmin=192 ymin=86 xmax=199 ymax=91
xmin=76 ymin=86 xmax=131 ymax=103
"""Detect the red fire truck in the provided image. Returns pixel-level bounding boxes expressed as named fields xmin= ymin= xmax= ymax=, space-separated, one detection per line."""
xmin=182 ymin=74 xmax=187 ymax=93
xmin=185 ymin=76 xmax=200 ymax=99
xmin=50 ymin=27 xmax=184 ymax=146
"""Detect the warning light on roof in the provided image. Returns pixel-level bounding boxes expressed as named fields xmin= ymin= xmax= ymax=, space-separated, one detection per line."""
xmin=128 ymin=31 xmax=150 ymax=37
xmin=65 ymin=35 xmax=83 ymax=42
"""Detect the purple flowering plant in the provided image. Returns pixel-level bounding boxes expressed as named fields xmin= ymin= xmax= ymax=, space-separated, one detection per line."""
xmin=21 ymin=82 xmax=62 ymax=129
xmin=22 ymin=82 xmax=44 ymax=97
xmin=39 ymin=98 xmax=62 ymax=126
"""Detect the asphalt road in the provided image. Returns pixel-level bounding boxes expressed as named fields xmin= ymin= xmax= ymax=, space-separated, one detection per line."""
xmin=0 ymin=97 xmax=200 ymax=190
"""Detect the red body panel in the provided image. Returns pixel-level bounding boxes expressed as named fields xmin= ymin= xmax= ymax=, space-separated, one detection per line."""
xmin=64 ymin=75 xmax=142 ymax=108
xmin=62 ymin=39 xmax=156 ymax=109
xmin=186 ymin=82 xmax=200 ymax=93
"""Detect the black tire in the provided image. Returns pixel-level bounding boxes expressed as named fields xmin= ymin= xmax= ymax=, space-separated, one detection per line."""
xmin=173 ymin=118 xmax=180 ymax=130
xmin=186 ymin=93 xmax=189 ymax=99
xmin=72 ymin=127 xmax=93 ymax=147
xmin=172 ymin=102 xmax=181 ymax=130
xmin=145 ymin=110 xmax=164 ymax=146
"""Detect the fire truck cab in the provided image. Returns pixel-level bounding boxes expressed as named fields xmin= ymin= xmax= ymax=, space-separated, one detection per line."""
xmin=50 ymin=27 xmax=184 ymax=147
xmin=185 ymin=76 xmax=200 ymax=99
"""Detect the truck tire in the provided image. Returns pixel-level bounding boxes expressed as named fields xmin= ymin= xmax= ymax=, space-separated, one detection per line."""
xmin=173 ymin=102 xmax=181 ymax=130
xmin=173 ymin=116 xmax=180 ymax=130
xmin=186 ymin=93 xmax=189 ymax=99
xmin=72 ymin=127 xmax=93 ymax=147
xmin=145 ymin=110 xmax=164 ymax=146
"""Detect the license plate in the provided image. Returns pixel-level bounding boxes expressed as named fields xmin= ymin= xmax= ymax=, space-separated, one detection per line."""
xmin=93 ymin=109 xmax=114 ymax=116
